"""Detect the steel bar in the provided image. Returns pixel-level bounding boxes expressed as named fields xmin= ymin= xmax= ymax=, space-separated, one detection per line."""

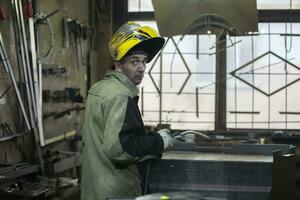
xmin=147 ymin=37 xmax=170 ymax=95
xmin=251 ymin=35 xmax=255 ymax=129
xmin=268 ymin=23 xmax=271 ymax=129
xmin=0 ymin=33 xmax=31 ymax=130
xmin=159 ymin=52 xmax=162 ymax=124
xmin=196 ymin=34 xmax=199 ymax=59
xmin=27 ymin=0 xmax=44 ymax=146
xmin=143 ymin=91 xmax=214 ymax=95
xmin=36 ymin=32 xmax=43 ymax=140
xmin=147 ymin=52 xmax=160 ymax=94
xmin=196 ymin=87 xmax=199 ymax=118
xmin=229 ymin=111 xmax=260 ymax=114
xmin=279 ymin=111 xmax=300 ymax=115
xmin=15 ymin=0 xmax=37 ymax=118
xmin=280 ymin=33 xmax=300 ymax=36
xmin=142 ymin=110 xmax=214 ymax=114
xmin=231 ymin=51 xmax=300 ymax=97
xmin=144 ymin=120 xmax=300 ymax=124
xmin=11 ymin=0 xmax=35 ymax=128
xmin=215 ymin=34 xmax=227 ymax=130
xmin=12 ymin=0 xmax=45 ymax=174
xmin=150 ymin=72 xmax=215 ymax=74
xmin=284 ymin=23 xmax=289 ymax=129
xmin=0 ymin=133 xmax=24 ymax=142
xmin=170 ymin=37 xmax=191 ymax=95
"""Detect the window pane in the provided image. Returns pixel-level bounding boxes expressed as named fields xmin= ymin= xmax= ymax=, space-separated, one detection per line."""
xmin=136 ymin=21 xmax=216 ymax=130
xmin=130 ymin=0 xmax=300 ymax=11
xmin=257 ymin=0 xmax=300 ymax=9
xmin=128 ymin=0 xmax=154 ymax=12
xmin=227 ymin=22 xmax=300 ymax=129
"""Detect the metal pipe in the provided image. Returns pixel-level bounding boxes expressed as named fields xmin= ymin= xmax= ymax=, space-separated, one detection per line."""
xmin=11 ymin=0 xmax=35 ymax=128
xmin=17 ymin=0 xmax=37 ymax=116
xmin=27 ymin=0 xmax=45 ymax=146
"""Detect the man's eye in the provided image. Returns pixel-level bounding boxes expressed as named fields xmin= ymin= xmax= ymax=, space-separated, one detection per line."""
xmin=129 ymin=59 xmax=146 ymax=65
xmin=131 ymin=60 xmax=139 ymax=64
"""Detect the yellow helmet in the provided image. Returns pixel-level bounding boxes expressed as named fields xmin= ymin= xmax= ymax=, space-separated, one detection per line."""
xmin=108 ymin=22 xmax=165 ymax=63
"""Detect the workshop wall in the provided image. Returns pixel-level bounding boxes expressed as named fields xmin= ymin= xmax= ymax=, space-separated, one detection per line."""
xmin=36 ymin=0 xmax=91 ymax=146
xmin=0 ymin=0 xmax=112 ymax=163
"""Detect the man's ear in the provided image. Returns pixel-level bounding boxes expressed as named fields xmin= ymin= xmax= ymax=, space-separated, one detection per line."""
xmin=114 ymin=61 xmax=122 ymax=72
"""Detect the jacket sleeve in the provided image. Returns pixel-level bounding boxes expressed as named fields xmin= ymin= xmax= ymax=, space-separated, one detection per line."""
xmin=102 ymin=95 xmax=164 ymax=167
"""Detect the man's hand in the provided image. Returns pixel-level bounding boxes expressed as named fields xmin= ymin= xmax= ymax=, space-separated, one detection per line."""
xmin=157 ymin=129 xmax=176 ymax=150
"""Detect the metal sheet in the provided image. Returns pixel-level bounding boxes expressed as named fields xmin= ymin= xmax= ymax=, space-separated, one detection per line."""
xmin=152 ymin=0 xmax=258 ymax=36
xmin=163 ymin=151 xmax=273 ymax=162
xmin=136 ymin=191 xmax=226 ymax=200
xmin=148 ymin=159 xmax=272 ymax=200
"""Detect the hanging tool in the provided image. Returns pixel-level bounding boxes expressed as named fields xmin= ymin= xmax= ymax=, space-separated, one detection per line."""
xmin=34 ymin=10 xmax=58 ymax=60
xmin=34 ymin=8 xmax=59 ymax=24
xmin=63 ymin=18 xmax=82 ymax=68
xmin=62 ymin=17 xmax=72 ymax=48
xmin=70 ymin=19 xmax=85 ymax=68
xmin=63 ymin=18 xmax=91 ymax=68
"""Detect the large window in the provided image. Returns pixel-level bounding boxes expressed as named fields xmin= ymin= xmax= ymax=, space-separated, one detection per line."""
xmin=227 ymin=23 xmax=300 ymax=129
xmin=128 ymin=0 xmax=300 ymax=130
xmin=128 ymin=0 xmax=300 ymax=11
xmin=137 ymin=21 xmax=216 ymax=130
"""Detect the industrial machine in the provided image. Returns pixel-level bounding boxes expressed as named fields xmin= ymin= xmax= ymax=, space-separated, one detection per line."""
xmin=144 ymin=131 xmax=295 ymax=200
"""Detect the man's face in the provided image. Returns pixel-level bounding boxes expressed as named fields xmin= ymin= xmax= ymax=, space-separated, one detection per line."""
xmin=115 ymin=54 xmax=147 ymax=85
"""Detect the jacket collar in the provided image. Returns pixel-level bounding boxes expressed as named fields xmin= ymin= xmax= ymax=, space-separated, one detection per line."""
xmin=105 ymin=70 xmax=139 ymax=96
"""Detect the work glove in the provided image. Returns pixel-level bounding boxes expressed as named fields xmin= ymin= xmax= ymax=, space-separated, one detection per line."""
xmin=157 ymin=129 xmax=176 ymax=150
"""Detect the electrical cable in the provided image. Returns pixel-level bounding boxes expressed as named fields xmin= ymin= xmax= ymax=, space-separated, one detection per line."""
xmin=35 ymin=12 xmax=55 ymax=60
xmin=180 ymin=130 xmax=213 ymax=141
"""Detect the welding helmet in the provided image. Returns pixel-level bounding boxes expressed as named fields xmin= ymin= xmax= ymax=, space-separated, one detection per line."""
xmin=108 ymin=22 xmax=165 ymax=63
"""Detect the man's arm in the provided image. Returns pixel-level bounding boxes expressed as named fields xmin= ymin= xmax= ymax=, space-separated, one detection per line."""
xmin=102 ymin=95 xmax=164 ymax=167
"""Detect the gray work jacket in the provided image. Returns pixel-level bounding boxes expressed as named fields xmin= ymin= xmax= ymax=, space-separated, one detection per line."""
xmin=81 ymin=70 xmax=164 ymax=200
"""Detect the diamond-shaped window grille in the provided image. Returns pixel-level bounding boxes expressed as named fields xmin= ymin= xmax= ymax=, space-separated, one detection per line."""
xmin=148 ymin=37 xmax=192 ymax=95
xmin=230 ymin=51 xmax=300 ymax=96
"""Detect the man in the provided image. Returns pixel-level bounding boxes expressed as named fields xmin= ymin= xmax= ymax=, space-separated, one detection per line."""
xmin=81 ymin=22 xmax=176 ymax=200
